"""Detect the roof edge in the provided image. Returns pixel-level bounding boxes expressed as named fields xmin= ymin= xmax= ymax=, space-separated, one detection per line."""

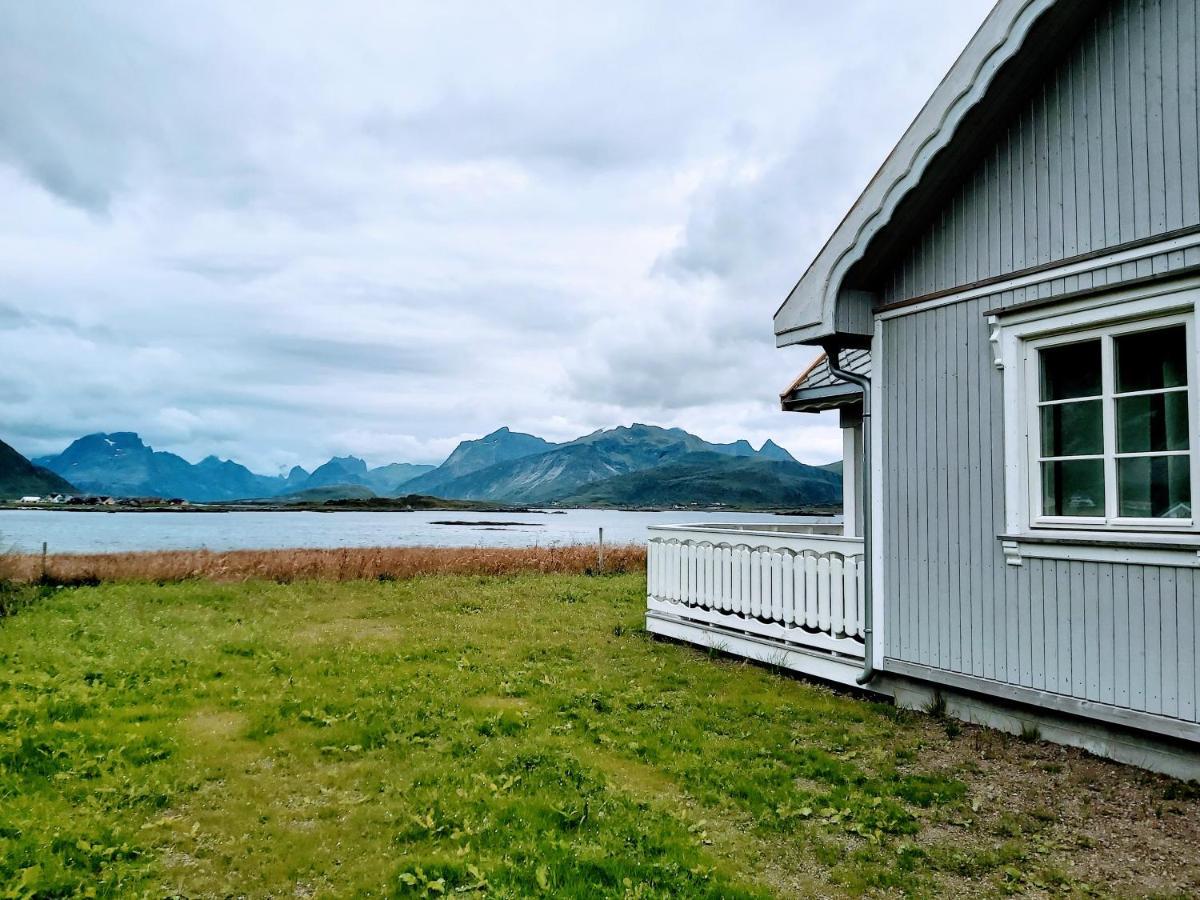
xmin=779 ymin=351 xmax=829 ymax=400
xmin=773 ymin=0 xmax=1059 ymax=347
xmin=781 ymin=383 xmax=864 ymax=414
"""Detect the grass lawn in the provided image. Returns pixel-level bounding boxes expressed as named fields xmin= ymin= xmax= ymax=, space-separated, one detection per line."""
xmin=2 ymin=573 xmax=1198 ymax=897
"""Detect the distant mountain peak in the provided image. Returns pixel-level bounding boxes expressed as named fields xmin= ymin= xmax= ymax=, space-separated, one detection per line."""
xmin=400 ymin=427 xmax=556 ymax=494
xmin=327 ymin=455 xmax=368 ymax=473
xmin=38 ymin=432 xmax=284 ymax=501
xmin=72 ymin=431 xmax=147 ymax=453
xmin=303 ymin=455 xmax=371 ymax=489
xmin=758 ymin=439 xmax=796 ymax=462
xmin=611 ymin=423 xmax=679 ymax=435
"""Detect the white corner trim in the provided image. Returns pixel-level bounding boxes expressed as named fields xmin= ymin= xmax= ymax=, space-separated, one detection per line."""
xmin=999 ymin=318 xmax=1027 ymax=535
xmin=870 ymin=317 xmax=885 ymax=671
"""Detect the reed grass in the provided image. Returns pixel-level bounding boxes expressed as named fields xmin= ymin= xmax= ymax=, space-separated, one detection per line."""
xmin=0 ymin=543 xmax=645 ymax=585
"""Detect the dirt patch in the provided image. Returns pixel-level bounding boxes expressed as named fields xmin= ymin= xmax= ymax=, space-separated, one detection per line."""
xmin=464 ymin=695 xmax=532 ymax=714
xmin=905 ymin=717 xmax=1200 ymax=895
xmin=160 ymin=848 xmax=200 ymax=870
xmin=293 ymin=618 xmax=402 ymax=646
xmin=183 ymin=709 xmax=248 ymax=742
xmin=584 ymin=748 xmax=684 ymax=801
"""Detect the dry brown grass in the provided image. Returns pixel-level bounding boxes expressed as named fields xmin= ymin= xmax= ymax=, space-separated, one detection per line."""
xmin=0 ymin=543 xmax=645 ymax=585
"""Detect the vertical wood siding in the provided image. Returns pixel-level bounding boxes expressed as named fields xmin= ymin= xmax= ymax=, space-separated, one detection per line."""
xmin=881 ymin=0 xmax=1200 ymax=306
xmin=881 ymin=296 xmax=1200 ymax=724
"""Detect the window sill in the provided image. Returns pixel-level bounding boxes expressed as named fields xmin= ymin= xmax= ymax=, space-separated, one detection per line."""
xmin=998 ymin=531 xmax=1200 ymax=567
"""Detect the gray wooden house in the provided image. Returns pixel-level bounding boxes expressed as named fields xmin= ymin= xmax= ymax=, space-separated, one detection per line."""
xmin=647 ymin=0 xmax=1200 ymax=776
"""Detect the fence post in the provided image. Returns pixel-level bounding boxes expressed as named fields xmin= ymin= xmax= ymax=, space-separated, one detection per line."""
xmin=598 ymin=527 xmax=604 ymax=574
xmin=41 ymin=541 xmax=48 ymax=582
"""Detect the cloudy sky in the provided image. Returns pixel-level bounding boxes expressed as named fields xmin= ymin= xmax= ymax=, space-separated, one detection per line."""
xmin=1 ymin=1 xmax=993 ymax=474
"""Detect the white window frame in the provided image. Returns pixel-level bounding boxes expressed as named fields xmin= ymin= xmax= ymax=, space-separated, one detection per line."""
xmin=993 ymin=281 xmax=1200 ymax=538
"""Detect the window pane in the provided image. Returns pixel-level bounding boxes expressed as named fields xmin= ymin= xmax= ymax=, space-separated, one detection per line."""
xmin=1041 ymin=459 xmax=1105 ymax=517
xmin=1115 ymin=391 xmax=1191 ymax=453
xmin=1039 ymin=340 xmax=1102 ymax=401
xmin=1117 ymin=456 xmax=1192 ymax=518
xmin=1040 ymin=400 xmax=1103 ymax=457
xmin=1115 ymin=324 xmax=1188 ymax=393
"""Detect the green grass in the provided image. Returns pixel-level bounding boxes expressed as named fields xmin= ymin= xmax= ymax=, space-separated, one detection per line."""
xmin=0 ymin=574 xmax=1163 ymax=897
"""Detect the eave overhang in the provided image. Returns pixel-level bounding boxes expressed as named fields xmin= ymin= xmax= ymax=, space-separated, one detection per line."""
xmin=781 ymin=349 xmax=870 ymax=414
xmin=773 ymin=0 xmax=1069 ymax=348
xmin=781 ymin=383 xmax=863 ymax=413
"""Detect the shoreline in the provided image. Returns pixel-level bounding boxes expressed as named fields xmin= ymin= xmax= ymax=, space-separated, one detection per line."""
xmin=0 ymin=502 xmax=841 ymax=516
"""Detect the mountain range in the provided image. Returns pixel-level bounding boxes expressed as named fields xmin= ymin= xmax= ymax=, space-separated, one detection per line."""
xmin=559 ymin=451 xmax=842 ymax=508
xmin=401 ymin=425 xmax=820 ymax=506
xmin=28 ymin=432 xmax=433 ymax=502
xmin=17 ymin=424 xmax=841 ymax=509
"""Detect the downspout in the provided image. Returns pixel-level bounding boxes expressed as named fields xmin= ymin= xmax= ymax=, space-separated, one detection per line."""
xmin=823 ymin=344 xmax=874 ymax=685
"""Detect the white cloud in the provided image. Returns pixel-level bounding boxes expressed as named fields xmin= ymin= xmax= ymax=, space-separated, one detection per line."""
xmin=0 ymin=0 xmax=994 ymax=470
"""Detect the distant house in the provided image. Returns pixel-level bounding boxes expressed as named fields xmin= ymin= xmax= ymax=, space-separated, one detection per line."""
xmin=648 ymin=0 xmax=1200 ymax=777
xmin=18 ymin=496 xmax=42 ymax=504
xmin=72 ymin=495 xmax=115 ymax=506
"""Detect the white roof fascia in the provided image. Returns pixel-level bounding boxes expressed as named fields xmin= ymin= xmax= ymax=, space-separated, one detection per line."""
xmin=773 ymin=0 xmax=1059 ymax=347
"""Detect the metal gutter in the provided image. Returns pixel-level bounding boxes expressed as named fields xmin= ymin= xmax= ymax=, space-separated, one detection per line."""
xmin=824 ymin=344 xmax=875 ymax=685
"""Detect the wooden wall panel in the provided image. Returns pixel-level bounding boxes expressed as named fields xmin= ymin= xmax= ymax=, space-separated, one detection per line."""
xmin=880 ymin=294 xmax=1200 ymax=726
xmin=881 ymin=0 xmax=1200 ymax=305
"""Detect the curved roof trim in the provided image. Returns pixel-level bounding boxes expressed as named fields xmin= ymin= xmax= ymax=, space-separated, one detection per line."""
xmin=773 ymin=0 xmax=1058 ymax=347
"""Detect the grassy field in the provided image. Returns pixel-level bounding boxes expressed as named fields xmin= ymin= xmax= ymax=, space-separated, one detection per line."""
xmin=2 ymin=570 xmax=1199 ymax=897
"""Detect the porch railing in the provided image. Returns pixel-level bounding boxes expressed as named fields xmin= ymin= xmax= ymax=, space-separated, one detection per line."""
xmin=646 ymin=524 xmax=865 ymax=659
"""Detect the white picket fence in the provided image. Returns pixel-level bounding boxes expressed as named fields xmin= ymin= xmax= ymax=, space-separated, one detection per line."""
xmin=646 ymin=524 xmax=866 ymax=659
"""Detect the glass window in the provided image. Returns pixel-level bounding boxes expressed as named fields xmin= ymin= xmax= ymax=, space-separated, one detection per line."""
xmin=1037 ymin=338 xmax=1106 ymax=516
xmin=1040 ymin=401 xmax=1103 ymax=457
xmin=1115 ymin=392 xmax=1190 ymax=453
xmin=1042 ymin=459 xmax=1105 ymax=517
xmin=1114 ymin=325 xmax=1187 ymax=392
xmin=1117 ymin=456 xmax=1191 ymax=518
xmin=1040 ymin=340 xmax=1102 ymax=400
xmin=1034 ymin=320 xmax=1193 ymax=525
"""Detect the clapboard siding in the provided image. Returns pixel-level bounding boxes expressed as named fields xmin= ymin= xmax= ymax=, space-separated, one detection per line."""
xmin=881 ymin=295 xmax=1200 ymax=725
xmin=881 ymin=0 xmax=1200 ymax=306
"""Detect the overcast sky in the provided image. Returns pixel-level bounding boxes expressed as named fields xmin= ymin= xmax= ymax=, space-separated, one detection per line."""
xmin=1 ymin=1 xmax=994 ymax=474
